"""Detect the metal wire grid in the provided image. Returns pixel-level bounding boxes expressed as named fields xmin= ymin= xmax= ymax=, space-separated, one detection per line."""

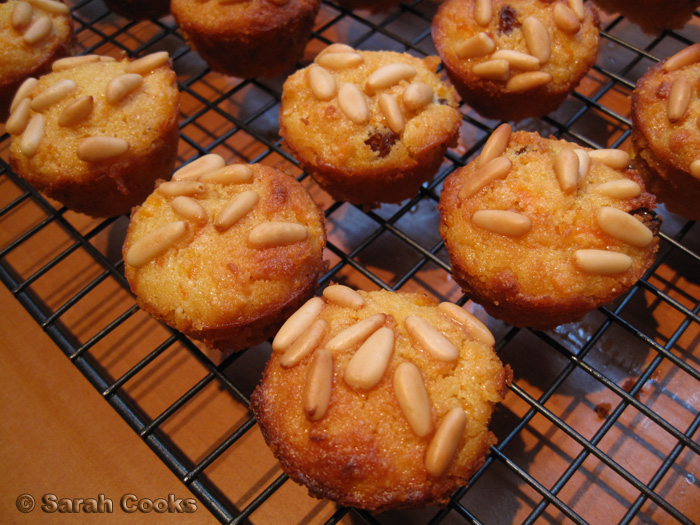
xmin=0 ymin=1 xmax=698 ymax=523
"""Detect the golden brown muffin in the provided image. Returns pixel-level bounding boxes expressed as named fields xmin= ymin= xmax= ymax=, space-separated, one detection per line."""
xmin=439 ymin=128 xmax=661 ymax=330
xmin=102 ymin=0 xmax=170 ymax=20
xmin=7 ymin=52 xmax=180 ymax=217
xmin=123 ymin=160 xmax=327 ymax=352
xmin=0 ymin=0 xmax=75 ymax=122
xmin=251 ymin=287 xmax=510 ymax=511
xmin=279 ymin=46 xmax=462 ymax=206
xmin=431 ymin=0 xmax=600 ymax=121
xmin=170 ymin=0 xmax=321 ymax=78
xmin=630 ymin=44 xmax=700 ymax=220
xmin=591 ymin=0 xmax=699 ymax=34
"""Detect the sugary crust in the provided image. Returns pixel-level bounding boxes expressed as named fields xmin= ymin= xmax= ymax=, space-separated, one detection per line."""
xmin=251 ymin=289 xmax=511 ymax=511
xmin=630 ymin=54 xmax=700 ymax=220
xmin=9 ymin=56 xmax=180 ymax=217
xmin=170 ymin=0 xmax=321 ymax=78
xmin=102 ymin=0 xmax=171 ymax=20
xmin=439 ymin=131 xmax=660 ymax=329
xmin=431 ymin=0 xmax=600 ymax=121
xmin=279 ymin=50 xmax=461 ymax=205
xmin=123 ymin=164 xmax=327 ymax=352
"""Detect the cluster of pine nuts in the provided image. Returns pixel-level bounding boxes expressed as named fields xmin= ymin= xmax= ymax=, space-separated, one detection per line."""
xmin=458 ymin=0 xmax=587 ymax=91
xmin=124 ymin=156 xmax=310 ymax=268
xmin=7 ymin=52 xmax=171 ymax=162
xmin=10 ymin=0 xmax=68 ymax=46
xmin=271 ymin=285 xmax=495 ymax=478
xmin=462 ymin=124 xmax=655 ymax=276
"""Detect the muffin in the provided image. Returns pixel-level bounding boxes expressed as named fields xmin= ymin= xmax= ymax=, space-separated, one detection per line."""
xmin=123 ymin=160 xmax=327 ymax=352
xmin=251 ymin=287 xmax=510 ymax=511
xmin=439 ymin=128 xmax=661 ymax=330
xmin=431 ymin=0 xmax=600 ymax=121
xmin=279 ymin=46 xmax=462 ymax=206
xmin=0 ymin=0 xmax=75 ymax=122
xmin=170 ymin=0 xmax=321 ymax=78
xmin=630 ymin=43 xmax=700 ymax=220
xmin=102 ymin=0 xmax=170 ymax=20
xmin=7 ymin=52 xmax=180 ymax=217
xmin=591 ymin=0 xmax=700 ymax=34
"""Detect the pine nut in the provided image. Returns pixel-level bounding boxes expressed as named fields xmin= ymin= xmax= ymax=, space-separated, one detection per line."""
xmin=378 ymin=93 xmax=405 ymax=134
xmin=522 ymin=16 xmax=551 ymax=64
xmin=568 ymin=0 xmax=585 ymax=20
xmin=10 ymin=77 xmax=38 ymax=114
xmin=248 ymin=222 xmax=308 ymax=248
xmin=404 ymin=315 xmax=459 ymax=363
xmin=471 ymin=59 xmax=509 ymax=81
xmin=106 ymin=73 xmax=143 ymax=105
xmin=52 ymin=55 xmax=100 ymax=72
xmin=455 ymin=32 xmax=495 ymax=59
xmin=125 ymin=51 xmax=170 ymax=75
xmin=690 ymin=160 xmax=700 ymax=180
xmin=663 ymin=43 xmax=700 ymax=72
xmin=214 ymin=190 xmax=259 ymax=232
xmin=506 ymin=71 xmax=552 ymax=92
xmin=402 ymin=82 xmax=434 ymax=110
xmin=478 ymin=123 xmax=512 ymax=167
xmin=157 ymin=180 xmax=206 ymax=197
xmin=596 ymin=206 xmax=654 ymax=248
xmin=125 ymin=221 xmax=188 ymax=268
xmin=322 ymin=284 xmax=365 ymax=309
xmin=20 ymin=114 xmax=44 ymax=157
xmin=338 ymin=83 xmax=370 ymax=124
xmin=425 ymin=407 xmax=467 ymax=477
xmin=23 ymin=15 xmax=53 ymax=45
xmin=198 ymin=163 xmax=254 ymax=185
xmin=30 ymin=79 xmax=77 ymax=111
xmin=474 ymin=0 xmax=492 ymax=26
xmin=588 ymin=149 xmax=630 ymax=170
xmin=573 ymin=149 xmax=590 ymax=178
xmin=172 ymin=154 xmax=226 ymax=181
xmin=573 ymin=249 xmax=632 ymax=275
xmin=308 ymin=64 xmax=336 ymax=101
xmin=366 ymin=63 xmax=417 ymax=93
xmin=27 ymin=0 xmax=69 ymax=15
xmin=393 ymin=362 xmax=433 ymax=437
xmin=11 ymin=2 xmax=33 ymax=30
xmin=6 ymin=98 xmax=31 ymax=136
xmin=590 ymin=179 xmax=641 ymax=199
xmin=472 ymin=209 xmax=531 ymax=237
xmin=77 ymin=136 xmax=130 ymax=162
xmin=316 ymin=52 xmax=364 ymax=70
xmin=667 ymin=76 xmax=691 ymax=122
xmin=344 ymin=326 xmax=395 ymax=390
xmin=554 ymin=148 xmax=579 ymax=194
xmin=491 ymin=50 xmax=540 ymax=71
xmin=460 ymin=156 xmax=512 ymax=200
xmin=280 ymin=319 xmax=328 ymax=368
xmin=437 ymin=302 xmax=495 ymax=347
xmin=302 ymin=349 xmax=333 ymax=422
xmin=317 ymin=43 xmax=356 ymax=56
xmin=326 ymin=313 xmax=386 ymax=352
xmin=171 ymin=196 xmax=208 ymax=225
xmin=553 ymin=3 xmax=581 ymax=34
xmin=58 ymin=95 xmax=94 ymax=127
xmin=272 ymin=297 xmax=324 ymax=352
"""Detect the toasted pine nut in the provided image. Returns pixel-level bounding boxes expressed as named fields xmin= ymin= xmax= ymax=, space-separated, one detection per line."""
xmin=77 ymin=136 xmax=130 ymax=162
xmin=590 ymin=179 xmax=641 ymax=199
xmin=281 ymin=319 xmax=328 ymax=368
xmin=506 ymin=71 xmax=552 ymax=92
xmin=474 ymin=0 xmax=492 ymax=26
xmin=10 ymin=77 xmax=38 ymax=114
xmin=663 ymin=43 xmax=700 ymax=72
xmin=106 ymin=73 xmax=143 ymax=105
xmin=173 ymin=154 xmax=226 ymax=181
xmin=478 ymin=123 xmax=512 ymax=167
xmin=20 ymin=114 xmax=44 ymax=157
xmin=326 ymin=313 xmax=386 ymax=352
xmin=690 ymin=160 xmax=700 ymax=180
xmin=125 ymin=221 xmax=188 ymax=268
xmin=52 ymin=55 xmax=100 ymax=72
xmin=57 ymin=95 xmax=94 ymax=127
xmin=568 ymin=0 xmax=585 ymax=20
xmin=393 ymin=362 xmax=433 ymax=437
xmin=437 ymin=302 xmax=495 ymax=346
xmin=125 ymin=51 xmax=170 ymax=75
xmin=316 ymin=52 xmax=364 ymax=70
xmin=472 ymin=59 xmax=509 ymax=81
xmin=248 ymin=222 xmax=308 ymax=248
xmin=23 ymin=15 xmax=53 ymax=45
xmin=553 ymin=3 xmax=581 ymax=34
xmin=214 ymin=190 xmax=259 ymax=232
xmin=27 ymin=0 xmax=69 ymax=14
xmin=171 ymin=196 xmax=208 ymax=225
xmin=344 ymin=327 xmax=395 ymax=390
xmin=460 ymin=157 xmax=512 ymax=200
xmin=317 ymin=43 xmax=356 ymax=56
xmin=522 ymin=16 xmax=551 ymax=64
xmin=588 ymin=149 xmax=630 ymax=170
xmin=308 ymin=64 xmax=337 ymax=101
xmin=573 ymin=149 xmax=590 ymax=178
xmin=11 ymin=2 xmax=33 ymax=30
xmin=322 ymin=284 xmax=365 ymax=309
xmin=199 ymin=163 xmax=254 ymax=185
xmin=366 ymin=63 xmax=417 ymax=93
xmin=272 ymin=297 xmax=325 ymax=352
xmin=158 ymin=180 xmax=206 ymax=197
xmin=455 ymin=32 xmax=495 ymax=59
xmin=573 ymin=249 xmax=632 ymax=275
xmin=338 ymin=83 xmax=370 ymax=124
xmin=491 ymin=50 xmax=540 ymax=71
xmin=596 ymin=207 xmax=654 ymax=248
xmin=302 ymin=349 xmax=333 ymax=421
xmin=30 ymin=79 xmax=77 ymax=111
xmin=472 ymin=209 xmax=531 ymax=237
xmin=6 ymin=98 xmax=31 ymax=136
xmin=378 ymin=93 xmax=405 ymax=134
xmin=667 ymin=76 xmax=692 ymax=122
xmin=554 ymin=148 xmax=579 ymax=194
xmin=402 ymin=82 xmax=434 ymax=110
xmin=425 ymin=407 xmax=467 ymax=477
xmin=405 ymin=315 xmax=459 ymax=362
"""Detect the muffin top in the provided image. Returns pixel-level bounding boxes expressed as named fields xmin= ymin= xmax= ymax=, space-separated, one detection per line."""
xmin=279 ymin=47 xmax=461 ymax=173
xmin=251 ymin=288 xmax=510 ymax=511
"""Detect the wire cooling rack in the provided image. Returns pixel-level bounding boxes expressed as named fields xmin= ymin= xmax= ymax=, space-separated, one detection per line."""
xmin=1 ymin=1 xmax=699 ymax=523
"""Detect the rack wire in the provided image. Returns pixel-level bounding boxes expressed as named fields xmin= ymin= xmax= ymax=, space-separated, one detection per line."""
xmin=1 ymin=1 xmax=698 ymax=523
